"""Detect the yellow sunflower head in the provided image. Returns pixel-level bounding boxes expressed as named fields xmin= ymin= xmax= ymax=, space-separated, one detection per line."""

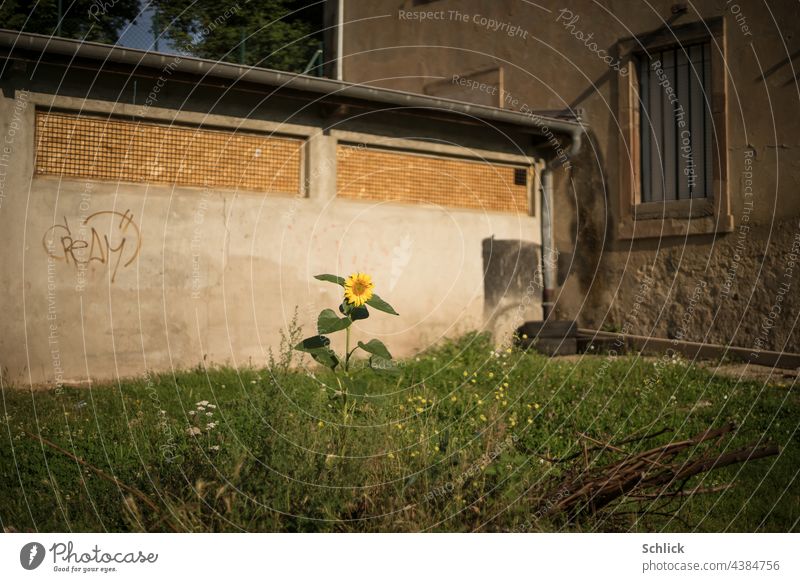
xmin=344 ymin=272 xmax=375 ymax=307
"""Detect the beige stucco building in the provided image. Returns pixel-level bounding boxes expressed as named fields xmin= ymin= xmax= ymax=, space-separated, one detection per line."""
xmin=0 ymin=30 xmax=582 ymax=386
xmin=3 ymin=0 xmax=798 ymax=387
xmin=329 ymin=0 xmax=800 ymax=354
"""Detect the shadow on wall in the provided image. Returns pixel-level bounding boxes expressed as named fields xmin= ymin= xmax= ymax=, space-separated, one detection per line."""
xmin=554 ymin=129 xmax=612 ymax=324
xmin=482 ymin=237 xmax=541 ymax=334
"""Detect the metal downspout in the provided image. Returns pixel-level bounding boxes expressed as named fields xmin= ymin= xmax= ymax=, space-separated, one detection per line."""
xmin=540 ymin=130 xmax=582 ymax=320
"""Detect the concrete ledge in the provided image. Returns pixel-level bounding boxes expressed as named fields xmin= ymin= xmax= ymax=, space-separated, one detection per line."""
xmin=617 ymin=213 xmax=735 ymax=239
xmin=577 ymin=329 xmax=800 ymax=369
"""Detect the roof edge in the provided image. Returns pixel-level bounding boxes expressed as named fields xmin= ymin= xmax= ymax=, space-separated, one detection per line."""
xmin=0 ymin=29 xmax=585 ymax=142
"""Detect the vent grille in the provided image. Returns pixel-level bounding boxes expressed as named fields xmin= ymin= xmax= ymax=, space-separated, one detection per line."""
xmin=336 ymin=146 xmax=530 ymax=214
xmin=35 ymin=112 xmax=302 ymax=193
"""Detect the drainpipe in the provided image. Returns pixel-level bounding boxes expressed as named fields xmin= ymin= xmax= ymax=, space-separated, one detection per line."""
xmin=336 ymin=0 xmax=344 ymax=80
xmin=540 ymin=129 xmax=582 ymax=320
xmin=540 ymin=167 xmax=555 ymax=320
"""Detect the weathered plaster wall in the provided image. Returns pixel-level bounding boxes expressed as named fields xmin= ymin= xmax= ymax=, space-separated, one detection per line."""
xmin=0 ymin=63 xmax=542 ymax=386
xmin=340 ymin=0 xmax=800 ymax=353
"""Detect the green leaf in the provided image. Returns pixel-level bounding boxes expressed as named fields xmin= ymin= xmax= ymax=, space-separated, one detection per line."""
xmin=294 ymin=335 xmax=339 ymax=370
xmin=366 ymin=293 xmax=398 ymax=315
xmin=317 ymin=309 xmax=351 ymax=334
xmin=358 ymin=339 xmax=393 ymax=360
xmin=369 ymin=356 xmax=401 ymax=375
xmin=294 ymin=335 xmax=331 ymax=352
xmin=309 ymin=349 xmax=339 ymax=370
xmin=339 ymin=301 xmax=369 ymax=321
xmin=350 ymin=305 xmax=369 ymax=321
xmin=314 ymin=274 xmax=345 ymax=286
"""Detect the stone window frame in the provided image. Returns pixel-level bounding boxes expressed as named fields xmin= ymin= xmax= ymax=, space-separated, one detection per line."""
xmin=616 ymin=17 xmax=733 ymax=239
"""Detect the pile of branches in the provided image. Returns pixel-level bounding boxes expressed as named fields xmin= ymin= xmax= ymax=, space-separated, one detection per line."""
xmin=536 ymin=423 xmax=779 ymax=523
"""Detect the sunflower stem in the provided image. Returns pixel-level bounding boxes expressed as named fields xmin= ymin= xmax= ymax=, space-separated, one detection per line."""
xmin=344 ymin=324 xmax=351 ymax=371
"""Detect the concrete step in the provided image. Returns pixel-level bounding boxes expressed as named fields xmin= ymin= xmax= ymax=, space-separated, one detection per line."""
xmin=517 ymin=320 xmax=578 ymax=339
xmin=516 ymin=320 xmax=579 ymax=355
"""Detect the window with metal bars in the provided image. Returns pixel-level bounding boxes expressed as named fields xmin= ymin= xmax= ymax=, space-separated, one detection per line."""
xmin=638 ymin=42 xmax=713 ymax=202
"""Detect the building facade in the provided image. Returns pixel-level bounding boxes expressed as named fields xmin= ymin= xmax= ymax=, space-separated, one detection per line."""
xmin=0 ymin=30 xmax=579 ymax=386
xmin=331 ymin=0 xmax=800 ymax=354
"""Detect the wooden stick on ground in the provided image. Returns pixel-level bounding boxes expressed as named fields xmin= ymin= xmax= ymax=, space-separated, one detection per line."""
xmin=539 ymin=422 xmax=780 ymax=520
xmin=624 ymin=483 xmax=735 ymax=500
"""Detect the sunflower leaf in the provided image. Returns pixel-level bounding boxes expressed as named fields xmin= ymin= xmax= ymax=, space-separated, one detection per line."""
xmin=294 ymin=335 xmax=339 ymax=370
xmin=317 ymin=309 xmax=351 ymax=334
xmin=366 ymin=294 xmax=398 ymax=316
xmin=339 ymin=301 xmax=369 ymax=320
xmin=350 ymin=305 xmax=369 ymax=321
xmin=309 ymin=349 xmax=339 ymax=370
xmin=314 ymin=273 xmax=345 ymax=287
xmin=357 ymin=339 xmax=392 ymax=360
xmin=294 ymin=335 xmax=331 ymax=352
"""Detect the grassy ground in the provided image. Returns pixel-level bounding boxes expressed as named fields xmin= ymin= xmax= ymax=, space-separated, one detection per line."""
xmin=1 ymin=333 xmax=798 ymax=532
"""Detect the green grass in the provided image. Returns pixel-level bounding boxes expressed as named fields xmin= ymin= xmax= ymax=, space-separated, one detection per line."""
xmin=1 ymin=332 xmax=797 ymax=532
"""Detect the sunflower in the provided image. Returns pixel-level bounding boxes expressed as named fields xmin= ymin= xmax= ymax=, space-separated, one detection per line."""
xmin=343 ymin=272 xmax=374 ymax=307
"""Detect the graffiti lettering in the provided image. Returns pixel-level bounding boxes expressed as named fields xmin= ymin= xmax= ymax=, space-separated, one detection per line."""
xmin=42 ymin=209 xmax=141 ymax=283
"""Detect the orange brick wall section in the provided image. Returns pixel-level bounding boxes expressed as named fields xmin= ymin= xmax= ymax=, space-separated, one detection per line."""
xmin=336 ymin=144 xmax=530 ymax=214
xmin=35 ymin=112 xmax=302 ymax=193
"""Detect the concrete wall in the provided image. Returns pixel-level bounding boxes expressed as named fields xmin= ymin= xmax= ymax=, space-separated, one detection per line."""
xmin=0 ymin=59 xmax=542 ymax=386
xmin=339 ymin=0 xmax=800 ymax=353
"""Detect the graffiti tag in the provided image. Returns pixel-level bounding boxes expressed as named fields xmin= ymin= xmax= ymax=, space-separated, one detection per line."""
xmin=42 ymin=209 xmax=141 ymax=283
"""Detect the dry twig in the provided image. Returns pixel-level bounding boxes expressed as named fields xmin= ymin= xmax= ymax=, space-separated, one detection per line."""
xmin=535 ymin=423 xmax=779 ymax=522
